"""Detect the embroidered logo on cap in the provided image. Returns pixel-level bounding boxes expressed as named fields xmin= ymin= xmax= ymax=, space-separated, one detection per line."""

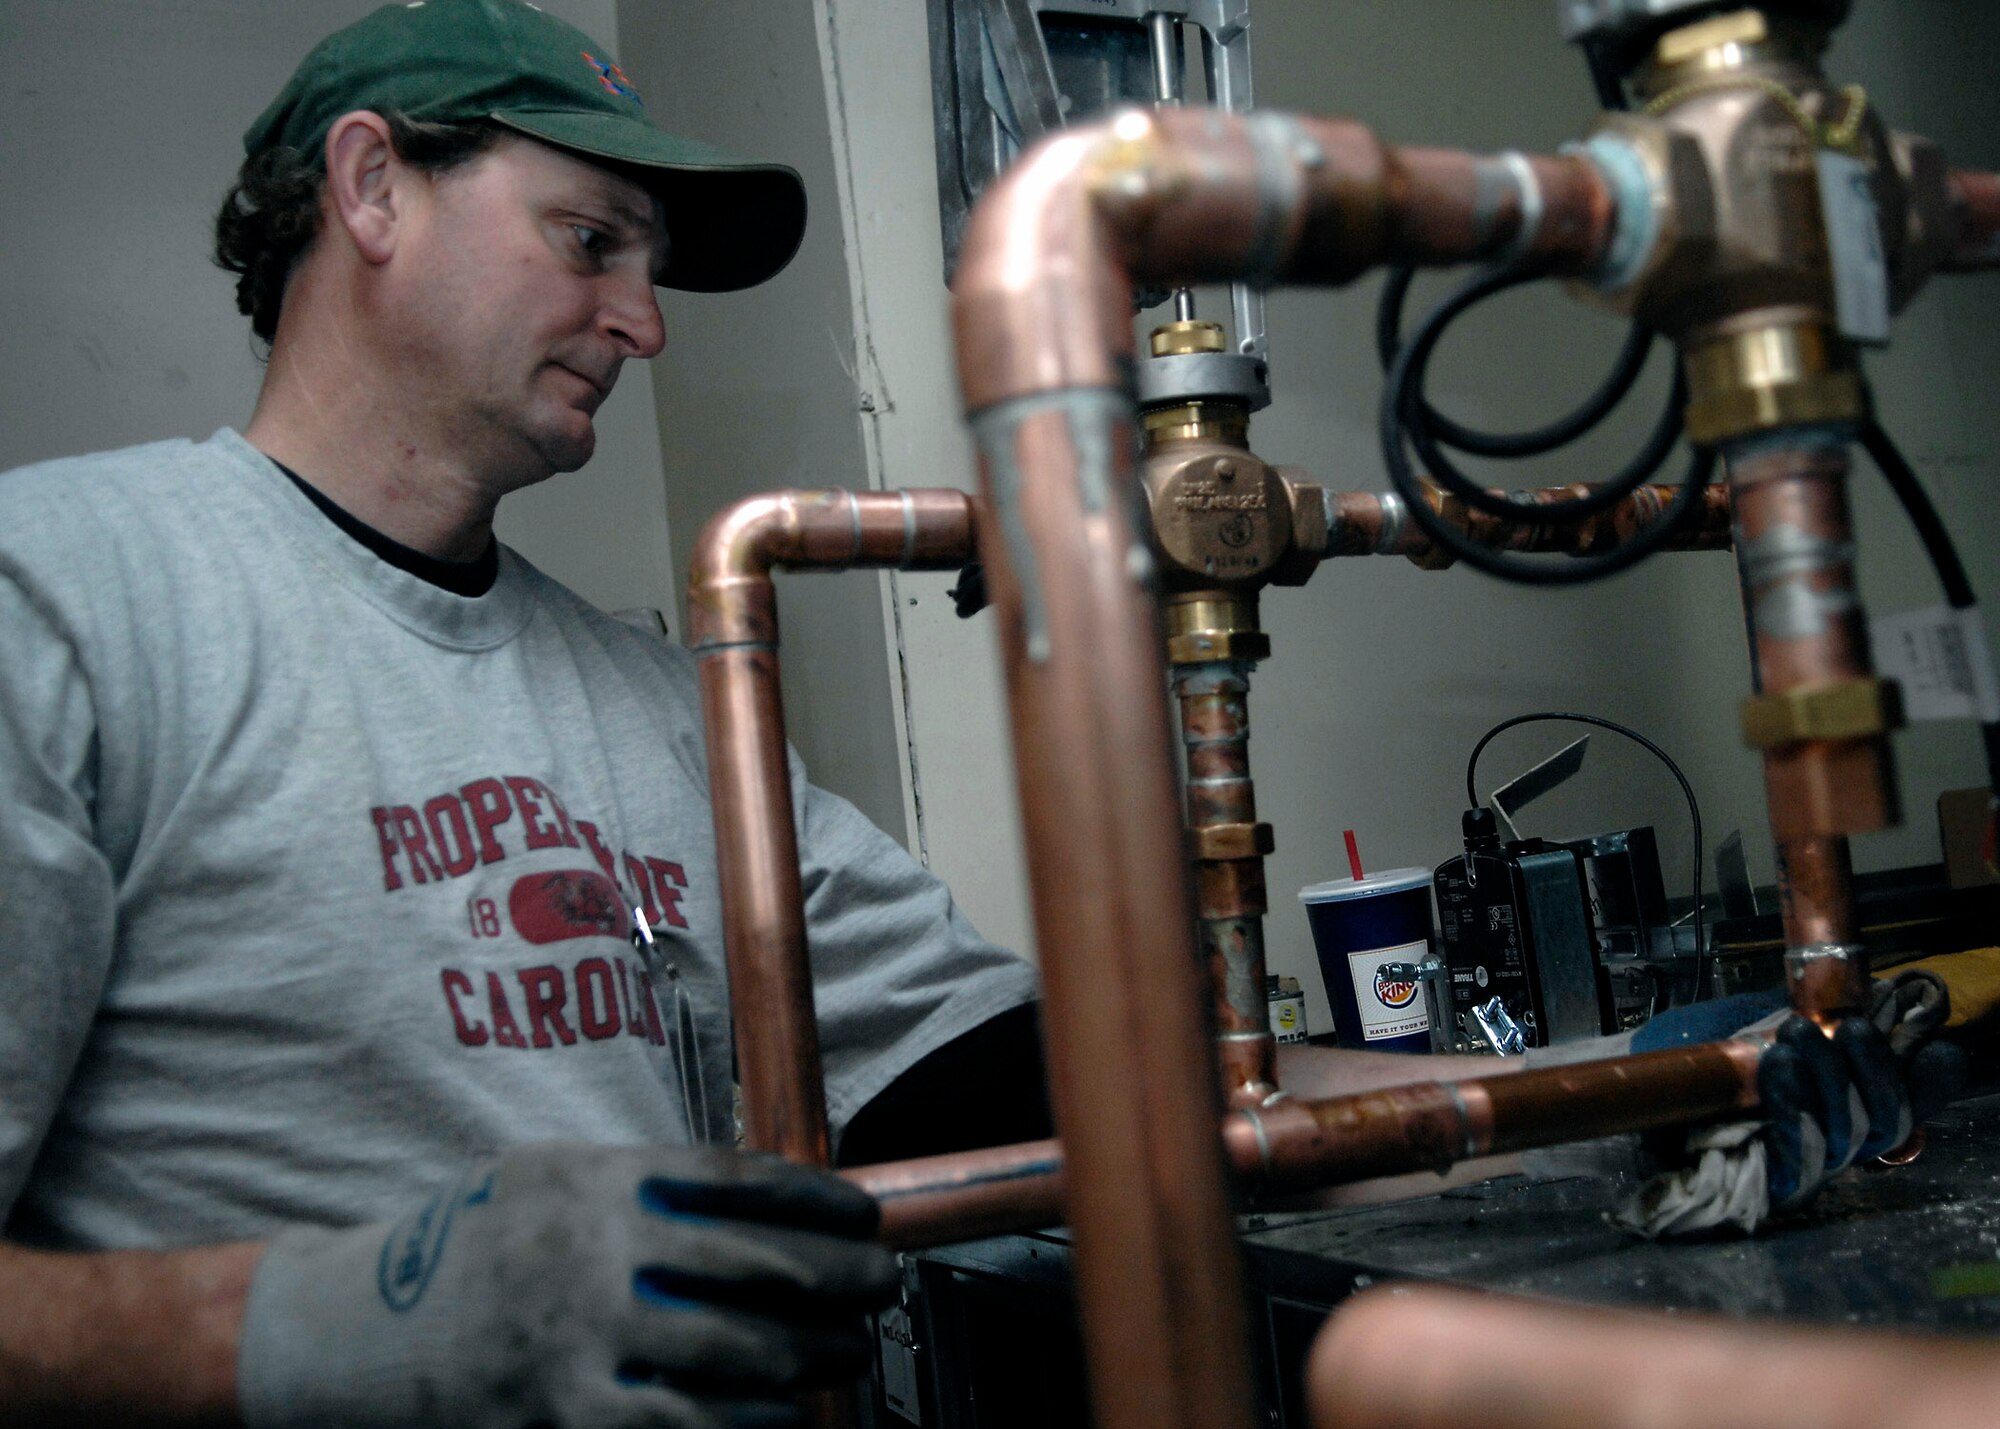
xmin=582 ymin=52 xmax=642 ymax=106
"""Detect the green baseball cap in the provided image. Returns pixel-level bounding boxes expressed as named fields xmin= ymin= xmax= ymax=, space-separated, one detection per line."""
xmin=243 ymin=0 xmax=807 ymax=292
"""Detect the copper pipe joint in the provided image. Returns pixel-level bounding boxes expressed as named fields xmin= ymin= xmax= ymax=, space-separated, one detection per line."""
xmin=848 ymin=1040 xmax=1764 ymax=1250
xmin=1726 ymin=433 xmax=1898 ymax=842
xmin=1725 ymin=432 xmax=1886 ymax=1021
xmin=689 ymin=490 xmax=977 ymax=1162
xmin=1174 ymin=658 xmax=1280 ymax=1108
xmin=1310 ymin=1284 xmax=2000 ymax=1429
xmin=952 ymin=108 xmax=1617 ymax=409
xmin=1947 ymin=168 xmax=2000 ymax=271
xmin=1324 ymin=484 xmax=1731 ymax=567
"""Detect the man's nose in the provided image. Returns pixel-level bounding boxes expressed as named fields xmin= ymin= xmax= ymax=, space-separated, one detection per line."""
xmin=603 ymin=279 xmax=666 ymax=360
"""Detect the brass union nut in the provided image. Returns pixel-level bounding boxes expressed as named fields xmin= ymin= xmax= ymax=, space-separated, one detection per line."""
xmin=1167 ymin=629 xmax=1272 ymax=664
xmin=1191 ymin=823 xmax=1276 ymax=861
xmin=1150 ymin=320 xmax=1228 ymax=358
xmin=1740 ymin=678 xmax=1903 ymax=749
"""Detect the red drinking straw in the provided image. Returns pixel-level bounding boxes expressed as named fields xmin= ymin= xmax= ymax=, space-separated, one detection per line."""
xmin=1344 ymin=829 xmax=1365 ymax=882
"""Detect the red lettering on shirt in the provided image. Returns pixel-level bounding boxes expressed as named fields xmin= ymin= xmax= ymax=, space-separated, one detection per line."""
xmin=370 ymin=807 xmax=406 ymax=892
xmin=625 ymin=853 xmax=661 ymax=927
xmin=440 ymin=968 xmax=488 ymax=1046
xmin=506 ymin=776 xmax=565 ymax=851
xmin=485 ymin=972 xmax=528 ymax=1048
xmin=575 ymin=957 xmax=620 ymax=1040
xmin=533 ymin=781 xmax=585 ymax=850
xmin=632 ymin=968 xmax=668 ymax=1046
xmin=460 ymin=778 xmax=514 ymax=865
xmin=575 ymin=819 xmax=620 ymax=883
xmin=519 ymin=964 xmax=578 ymax=1048
xmin=616 ymin=957 xmax=643 ymax=1037
xmin=425 ymin=795 xmax=478 ymax=878
xmin=644 ymin=858 xmax=689 ymax=930
xmin=392 ymin=805 xmax=445 ymax=884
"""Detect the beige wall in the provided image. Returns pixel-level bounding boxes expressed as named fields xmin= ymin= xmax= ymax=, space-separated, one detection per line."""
xmin=0 ymin=0 xmax=678 ymax=620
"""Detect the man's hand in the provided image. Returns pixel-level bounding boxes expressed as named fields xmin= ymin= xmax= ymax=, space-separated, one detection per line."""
xmin=1578 ymin=971 xmax=1966 ymax=1236
xmin=237 ymin=1144 xmax=899 ymax=1429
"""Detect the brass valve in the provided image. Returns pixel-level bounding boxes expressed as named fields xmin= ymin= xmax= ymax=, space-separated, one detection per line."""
xmin=1572 ymin=6 xmax=1959 ymax=445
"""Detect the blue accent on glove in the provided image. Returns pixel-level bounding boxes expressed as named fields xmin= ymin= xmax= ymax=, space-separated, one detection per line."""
xmin=1630 ymin=988 xmax=1787 ymax=1053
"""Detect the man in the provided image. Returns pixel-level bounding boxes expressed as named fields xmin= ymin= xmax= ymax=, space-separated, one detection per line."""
xmin=0 ymin=2 xmax=1041 ymax=1423
xmin=0 ymin=2 xmax=1953 ymax=1424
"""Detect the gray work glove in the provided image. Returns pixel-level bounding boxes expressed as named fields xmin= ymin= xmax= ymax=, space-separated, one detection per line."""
xmin=1520 ymin=972 xmax=1964 ymax=1238
xmin=237 ymin=1143 xmax=898 ymax=1429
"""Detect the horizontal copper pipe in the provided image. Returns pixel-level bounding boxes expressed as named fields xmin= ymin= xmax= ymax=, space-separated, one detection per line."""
xmin=847 ymin=1040 xmax=1763 ymax=1250
xmin=1325 ymin=483 xmax=1733 ymax=564
xmin=1947 ymin=168 xmax=2000 ymax=270
xmin=953 ymin=108 xmax=1618 ymax=409
xmin=1310 ymin=1284 xmax=2000 ymax=1429
xmin=689 ymin=490 xmax=977 ymax=1163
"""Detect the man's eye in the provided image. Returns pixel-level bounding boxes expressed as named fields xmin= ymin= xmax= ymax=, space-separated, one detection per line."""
xmin=570 ymin=224 xmax=609 ymax=257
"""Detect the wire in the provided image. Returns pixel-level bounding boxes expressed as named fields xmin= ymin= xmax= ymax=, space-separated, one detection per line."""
xmin=1465 ymin=711 xmax=1707 ymax=1000
xmin=1378 ymin=281 xmax=1717 ymax=585
xmin=1382 ymin=263 xmax=1691 ymax=523
xmin=1856 ymin=421 xmax=2000 ymax=803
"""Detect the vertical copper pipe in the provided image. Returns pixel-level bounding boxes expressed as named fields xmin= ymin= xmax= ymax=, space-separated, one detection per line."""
xmin=950 ymin=108 xmax=1620 ymax=1429
xmin=1175 ymin=661 xmax=1279 ymax=1107
xmin=1724 ymin=431 xmax=1888 ymax=1021
xmin=965 ymin=390 xmax=1256 ymax=1429
xmin=689 ymin=490 xmax=979 ymax=1160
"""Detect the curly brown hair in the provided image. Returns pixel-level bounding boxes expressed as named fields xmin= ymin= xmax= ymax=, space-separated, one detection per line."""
xmin=213 ymin=113 xmax=504 ymax=345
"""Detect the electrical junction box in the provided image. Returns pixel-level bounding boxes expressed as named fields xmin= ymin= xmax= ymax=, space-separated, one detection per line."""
xmin=1432 ymin=838 xmax=1601 ymax=1051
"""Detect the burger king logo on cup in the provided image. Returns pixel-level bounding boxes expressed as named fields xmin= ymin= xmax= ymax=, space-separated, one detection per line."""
xmin=1373 ymin=965 xmax=1418 ymax=1010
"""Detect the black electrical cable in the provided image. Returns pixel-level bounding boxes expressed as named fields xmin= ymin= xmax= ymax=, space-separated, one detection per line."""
xmin=1375 ymin=266 xmax=1654 ymax=460
xmin=1379 ymin=281 xmax=1716 ymax=586
xmin=1466 ymin=712 xmax=1707 ymax=1000
xmin=1384 ymin=264 xmax=1688 ymax=525
xmin=1856 ymin=421 xmax=2000 ymax=803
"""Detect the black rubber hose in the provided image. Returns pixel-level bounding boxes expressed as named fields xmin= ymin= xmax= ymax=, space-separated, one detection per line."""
xmin=1386 ymin=263 xmax=1683 ymax=525
xmin=1376 ymin=265 xmax=1655 ymax=460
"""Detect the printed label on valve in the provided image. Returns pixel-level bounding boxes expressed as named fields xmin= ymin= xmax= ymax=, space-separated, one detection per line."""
xmin=1816 ymin=149 xmax=1892 ymax=345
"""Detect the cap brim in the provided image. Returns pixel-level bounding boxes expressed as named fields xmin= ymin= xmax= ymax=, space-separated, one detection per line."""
xmin=492 ymin=111 xmax=807 ymax=293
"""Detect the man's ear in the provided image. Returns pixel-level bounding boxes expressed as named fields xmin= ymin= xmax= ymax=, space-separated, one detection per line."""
xmin=323 ymin=111 xmax=403 ymax=266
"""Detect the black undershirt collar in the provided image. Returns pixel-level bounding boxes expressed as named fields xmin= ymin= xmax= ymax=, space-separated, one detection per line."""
xmin=273 ymin=460 xmax=500 ymax=598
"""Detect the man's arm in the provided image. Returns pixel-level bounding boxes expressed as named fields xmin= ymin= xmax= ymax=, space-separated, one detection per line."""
xmin=0 ymin=1240 xmax=260 ymax=1426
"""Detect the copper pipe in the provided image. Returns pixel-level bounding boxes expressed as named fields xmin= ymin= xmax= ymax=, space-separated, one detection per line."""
xmin=1947 ymin=168 xmax=2000 ymax=271
xmin=1309 ymin=1284 xmax=2000 ymax=1429
xmin=847 ymin=1040 xmax=1762 ymax=1250
xmin=1724 ymin=431 xmax=1889 ymax=1022
xmin=688 ymin=490 xmax=978 ymax=1162
xmin=953 ymin=109 xmax=1618 ymax=410
xmin=1324 ymin=483 xmax=1733 ymax=564
xmin=965 ymin=388 xmax=1257 ymax=1429
xmin=951 ymin=109 xmax=1620 ymax=1429
xmin=1176 ymin=661 xmax=1279 ymax=1108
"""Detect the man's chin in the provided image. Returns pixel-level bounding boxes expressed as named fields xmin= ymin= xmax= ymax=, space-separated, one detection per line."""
xmin=533 ymin=418 xmax=598 ymax=475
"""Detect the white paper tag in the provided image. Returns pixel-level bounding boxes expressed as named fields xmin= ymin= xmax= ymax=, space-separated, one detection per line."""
xmin=1816 ymin=149 xmax=1892 ymax=346
xmin=1870 ymin=604 xmax=2000 ymax=724
xmin=1346 ymin=939 xmax=1431 ymax=1042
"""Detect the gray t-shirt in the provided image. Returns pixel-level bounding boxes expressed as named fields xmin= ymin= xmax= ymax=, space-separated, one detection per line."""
xmin=0 ymin=430 xmax=1036 ymax=1250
